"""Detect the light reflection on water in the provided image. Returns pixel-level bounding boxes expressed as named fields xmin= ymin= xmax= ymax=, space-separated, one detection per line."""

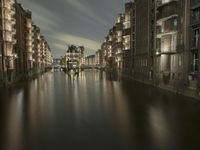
xmin=4 ymin=90 xmax=24 ymax=150
xmin=0 ymin=70 xmax=200 ymax=150
xmin=148 ymin=106 xmax=172 ymax=149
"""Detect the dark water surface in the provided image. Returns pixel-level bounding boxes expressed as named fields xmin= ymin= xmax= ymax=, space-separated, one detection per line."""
xmin=0 ymin=70 xmax=200 ymax=150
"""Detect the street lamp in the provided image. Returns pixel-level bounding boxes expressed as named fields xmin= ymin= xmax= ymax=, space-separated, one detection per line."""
xmin=13 ymin=53 xmax=18 ymax=59
xmin=155 ymin=51 xmax=160 ymax=56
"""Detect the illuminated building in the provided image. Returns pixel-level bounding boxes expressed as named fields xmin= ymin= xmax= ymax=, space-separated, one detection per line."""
xmin=155 ymin=0 xmax=190 ymax=85
xmin=0 ymin=0 xmax=17 ymax=82
xmin=0 ymin=1 xmax=53 ymax=84
xmin=95 ymin=49 xmax=104 ymax=68
xmin=189 ymin=0 xmax=200 ymax=89
xmin=64 ymin=45 xmax=85 ymax=69
xmin=123 ymin=2 xmax=135 ymax=74
xmin=115 ymin=14 xmax=124 ymax=70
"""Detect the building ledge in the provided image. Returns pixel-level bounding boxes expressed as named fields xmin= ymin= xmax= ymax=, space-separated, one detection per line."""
xmin=157 ymin=14 xmax=178 ymax=24
xmin=160 ymin=51 xmax=177 ymax=55
xmin=157 ymin=0 xmax=178 ymax=9
xmin=157 ymin=31 xmax=177 ymax=38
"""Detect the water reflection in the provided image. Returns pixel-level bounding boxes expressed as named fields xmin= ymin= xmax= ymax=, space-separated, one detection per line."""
xmin=62 ymin=70 xmax=131 ymax=141
xmin=4 ymin=90 xmax=24 ymax=150
xmin=148 ymin=106 xmax=172 ymax=149
xmin=0 ymin=71 xmax=200 ymax=150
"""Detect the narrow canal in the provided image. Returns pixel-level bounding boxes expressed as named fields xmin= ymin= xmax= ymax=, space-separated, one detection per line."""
xmin=0 ymin=70 xmax=199 ymax=150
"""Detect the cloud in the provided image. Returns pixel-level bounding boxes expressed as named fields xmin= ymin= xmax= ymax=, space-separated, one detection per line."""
xmin=52 ymin=32 xmax=101 ymax=52
xmin=16 ymin=0 xmax=124 ymax=58
xmin=18 ymin=0 xmax=59 ymax=33
xmin=65 ymin=0 xmax=109 ymax=26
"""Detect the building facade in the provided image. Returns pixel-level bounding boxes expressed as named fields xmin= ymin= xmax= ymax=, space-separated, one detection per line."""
xmin=189 ymin=0 xmax=200 ymax=90
xmin=107 ymin=27 xmax=115 ymax=69
xmin=115 ymin=14 xmax=124 ymax=70
xmin=0 ymin=1 xmax=53 ymax=85
xmin=95 ymin=49 xmax=104 ymax=68
xmin=100 ymin=13 xmax=125 ymax=71
xmin=101 ymin=40 xmax=108 ymax=67
xmin=85 ymin=55 xmax=95 ymax=68
xmin=123 ymin=2 xmax=135 ymax=74
xmin=30 ymin=31 xmax=53 ymax=74
xmin=15 ymin=3 xmax=31 ymax=78
xmin=25 ymin=10 xmax=33 ymax=75
xmin=63 ymin=45 xmax=85 ymax=69
xmin=98 ymin=0 xmax=200 ymax=97
xmin=79 ymin=46 xmax=85 ymax=67
xmin=155 ymin=0 xmax=190 ymax=88
xmin=0 ymin=0 xmax=17 ymax=83
xmin=32 ymin=25 xmax=40 ymax=72
xmin=133 ymin=0 xmax=153 ymax=80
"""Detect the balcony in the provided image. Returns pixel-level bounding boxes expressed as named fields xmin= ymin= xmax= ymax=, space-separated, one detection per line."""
xmin=11 ymin=18 xmax=16 ymax=25
xmin=116 ymin=37 xmax=123 ymax=43
xmin=12 ymin=29 xmax=16 ymax=35
xmin=26 ymin=35 xmax=32 ymax=40
xmin=123 ymin=21 xmax=131 ymax=29
xmin=26 ymin=40 xmax=32 ymax=45
xmin=2 ymin=2 xmax=12 ymax=9
xmin=123 ymin=28 xmax=131 ymax=36
xmin=116 ymin=49 xmax=123 ymax=55
xmin=10 ymin=9 xmax=15 ymax=15
xmin=123 ymin=43 xmax=130 ymax=51
xmin=12 ymin=39 xmax=17 ymax=44
xmin=159 ymin=43 xmax=177 ymax=54
xmin=9 ymin=0 xmax=15 ymax=5
xmin=191 ymin=18 xmax=200 ymax=26
xmin=160 ymin=49 xmax=176 ymax=54
xmin=157 ymin=0 xmax=178 ymax=9
xmin=157 ymin=31 xmax=177 ymax=38
xmin=156 ymin=25 xmax=177 ymax=38
xmin=157 ymin=1 xmax=178 ymax=22
xmin=11 ymin=6 xmax=15 ymax=12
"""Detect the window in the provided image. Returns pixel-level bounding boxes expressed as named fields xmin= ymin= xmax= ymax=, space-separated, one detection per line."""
xmin=193 ymin=8 xmax=200 ymax=22
xmin=171 ymin=55 xmax=176 ymax=67
xmin=191 ymin=51 xmax=199 ymax=72
xmin=194 ymin=29 xmax=199 ymax=48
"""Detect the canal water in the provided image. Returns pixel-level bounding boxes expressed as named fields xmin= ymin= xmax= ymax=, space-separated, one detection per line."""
xmin=0 ymin=70 xmax=199 ymax=150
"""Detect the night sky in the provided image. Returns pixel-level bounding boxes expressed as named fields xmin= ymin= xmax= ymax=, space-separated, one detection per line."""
xmin=17 ymin=0 xmax=129 ymax=58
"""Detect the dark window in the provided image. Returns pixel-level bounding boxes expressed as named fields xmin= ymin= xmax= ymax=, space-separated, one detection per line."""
xmin=193 ymin=29 xmax=199 ymax=48
xmin=191 ymin=51 xmax=199 ymax=72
